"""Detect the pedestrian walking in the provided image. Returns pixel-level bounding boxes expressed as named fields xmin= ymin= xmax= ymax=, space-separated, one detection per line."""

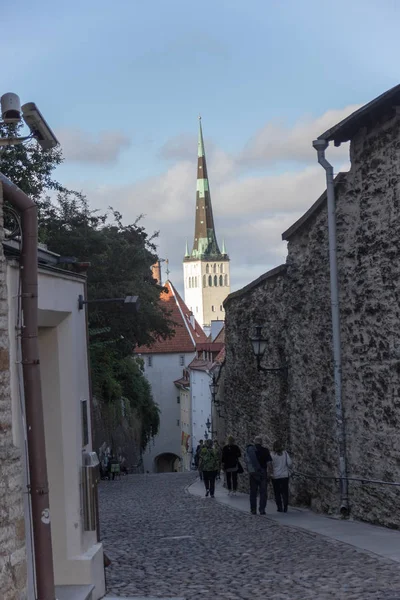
xmin=271 ymin=440 xmax=292 ymax=513
xmin=199 ymin=439 xmax=219 ymax=498
xmin=245 ymin=435 xmax=272 ymax=515
xmin=194 ymin=440 xmax=204 ymax=481
xmin=221 ymin=435 xmax=242 ymax=495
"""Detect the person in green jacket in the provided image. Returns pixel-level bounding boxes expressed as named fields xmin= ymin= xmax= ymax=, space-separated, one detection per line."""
xmin=199 ymin=439 xmax=219 ymax=498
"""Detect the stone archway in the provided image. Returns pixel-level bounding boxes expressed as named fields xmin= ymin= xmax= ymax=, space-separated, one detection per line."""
xmin=154 ymin=453 xmax=180 ymax=473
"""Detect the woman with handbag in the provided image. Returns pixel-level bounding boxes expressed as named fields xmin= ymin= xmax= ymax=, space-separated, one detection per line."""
xmin=271 ymin=440 xmax=292 ymax=512
xmin=221 ymin=435 xmax=242 ymax=496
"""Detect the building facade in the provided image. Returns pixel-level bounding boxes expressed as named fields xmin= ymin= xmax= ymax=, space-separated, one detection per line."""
xmin=6 ymin=246 xmax=105 ymax=599
xmin=222 ymin=84 xmax=400 ymax=528
xmin=0 ymin=187 xmax=27 ymax=600
xmin=136 ymin=281 xmax=206 ymax=473
xmin=183 ymin=119 xmax=230 ymax=333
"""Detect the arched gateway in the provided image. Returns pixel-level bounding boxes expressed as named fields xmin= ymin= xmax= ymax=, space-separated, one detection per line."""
xmin=154 ymin=453 xmax=180 ymax=473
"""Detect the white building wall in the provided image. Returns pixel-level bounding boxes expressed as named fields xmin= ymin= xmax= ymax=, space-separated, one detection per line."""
xmin=190 ymin=369 xmax=212 ymax=455
xmin=183 ymin=260 xmax=203 ymax=321
xmin=7 ymin=263 xmax=105 ymax=600
xmin=179 ymin=388 xmax=192 ymax=471
xmin=184 ymin=259 xmax=230 ymax=330
xmin=141 ymin=352 xmax=195 ymax=472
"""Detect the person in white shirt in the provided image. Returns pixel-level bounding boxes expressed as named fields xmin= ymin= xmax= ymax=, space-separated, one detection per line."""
xmin=271 ymin=441 xmax=292 ymax=513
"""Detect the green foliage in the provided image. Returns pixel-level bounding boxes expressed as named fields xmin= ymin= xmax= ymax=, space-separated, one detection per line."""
xmin=0 ymin=122 xmax=170 ymax=451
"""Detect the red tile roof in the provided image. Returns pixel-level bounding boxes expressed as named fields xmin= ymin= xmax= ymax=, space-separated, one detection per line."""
xmin=188 ymin=358 xmax=213 ymax=372
xmin=135 ymin=280 xmax=207 ymax=354
xmin=213 ymin=325 xmax=225 ymax=344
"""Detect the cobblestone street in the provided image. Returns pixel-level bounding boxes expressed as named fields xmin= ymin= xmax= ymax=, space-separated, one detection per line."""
xmin=99 ymin=473 xmax=400 ymax=600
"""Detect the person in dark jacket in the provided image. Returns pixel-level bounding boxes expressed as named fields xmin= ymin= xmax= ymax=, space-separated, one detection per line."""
xmin=199 ymin=439 xmax=219 ymax=498
xmin=221 ymin=435 xmax=241 ymax=495
xmin=245 ymin=436 xmax=272 ymax=515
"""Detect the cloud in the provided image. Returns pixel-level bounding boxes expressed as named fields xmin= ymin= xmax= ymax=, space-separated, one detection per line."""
xmin=66 ymin=104 xmax=353 ymax=295
xmin=57 ymin=128 xmax=131 ymax=164
xmin=240 ymin=105 xmax=361 ymax=166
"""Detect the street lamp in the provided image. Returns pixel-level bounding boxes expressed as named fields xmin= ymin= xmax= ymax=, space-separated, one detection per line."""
xmin=250 ymin=325 xmax=287 ymax=375
xmin=209 ymin=373 xmax=221 ymax=407
xmin=78 ymin=294 xmax=140 ymax=312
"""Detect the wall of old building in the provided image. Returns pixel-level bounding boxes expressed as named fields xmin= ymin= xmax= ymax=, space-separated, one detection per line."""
xmin=223 ymin=111 xmax=400 ymax=528
xmin=0 ymin=184 xmax=27 ymax=599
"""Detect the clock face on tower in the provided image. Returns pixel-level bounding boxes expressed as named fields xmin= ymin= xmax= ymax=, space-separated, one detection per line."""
xmin=183 ymin=118 xmax=230 ymax=332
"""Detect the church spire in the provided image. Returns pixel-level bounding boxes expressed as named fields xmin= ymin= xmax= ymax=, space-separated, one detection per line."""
xmin=187 ymin=117 xmax=222 ymax=260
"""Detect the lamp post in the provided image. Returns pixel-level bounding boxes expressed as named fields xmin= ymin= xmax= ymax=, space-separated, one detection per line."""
xmin=78 ymin=294 xmax=140 ymax=311
xmin=250 ymin=325 xmax=288 ymax=375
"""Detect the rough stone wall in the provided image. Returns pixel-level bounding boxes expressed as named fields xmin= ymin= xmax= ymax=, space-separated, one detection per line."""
xmin=224 ymin=111 xmax=400 ymax=527
xmin=0 ymin=184 xmax=27 ymax=598
xmin=336 ymin=113 xmax=400 ymax=526
xmin=223 ymin=268 xmax=288 ymax=492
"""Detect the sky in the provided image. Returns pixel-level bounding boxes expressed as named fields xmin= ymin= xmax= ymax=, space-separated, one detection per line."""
xmin=1 ymin=0 xmax=400 ymax=295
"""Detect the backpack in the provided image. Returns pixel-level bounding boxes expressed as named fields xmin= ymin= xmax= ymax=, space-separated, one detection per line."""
xmin=245 ymin=444 xmax=261 ymax=474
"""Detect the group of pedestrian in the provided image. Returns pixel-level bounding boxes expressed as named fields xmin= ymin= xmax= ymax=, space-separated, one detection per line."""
xmin=195 ymin=434 xmax=292 ymax=514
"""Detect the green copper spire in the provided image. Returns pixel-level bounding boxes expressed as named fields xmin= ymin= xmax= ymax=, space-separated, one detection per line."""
xmin=198 ymin=115 xmax=205 ymax=158
xmin=184 ymin=117 xmax=225 ymax=260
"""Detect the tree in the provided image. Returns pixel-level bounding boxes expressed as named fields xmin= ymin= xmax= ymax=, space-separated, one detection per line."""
xmin=0 ymin=120 xmax=65 ymax=200
xmin=0 ymin=123 xmax=173 ymax=451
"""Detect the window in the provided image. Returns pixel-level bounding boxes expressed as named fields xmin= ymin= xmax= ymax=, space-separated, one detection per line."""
xmin=212 ymin=305 xmax=215 ymax=312
xmin=180 ymin=355 xmax=185 ymax=366
xmin=208 ymin=275 xmax=213 ymax=287
xmin=220 ymin=264 xmax=224 ymax=273
xmin=203 ymin=274 xmax=206 ymax=287
xmin=177 ymin=419 xmax=180 ymax=427
xmin=189 ymin=278 xmax=192 ymax=288
xmin=214 ymin=275 xmax=218 ymax=286
xmin=195 ymin=276 xmax=198 ymax=287
xmin=224 ymin=274 xmax=228 ymax=286
xmin=206 ymin=264 xmax=209 ymax=274
xmin=213 ymin=264 xmax=217 ymax=273
xmin=220 ymin=305 xmax=223 ymax=311
xmin=196 ymin=306 xmax=198 ymax=312
xmin=219 ymin=275 xmax=223 ymax=286
xmin=177 ymin=396 xmax=180 ymax=404
xmin=147 ymin=356 xmax=153 ymax=367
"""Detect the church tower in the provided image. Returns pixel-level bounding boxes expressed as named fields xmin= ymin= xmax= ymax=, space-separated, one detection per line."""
xmin=183 ymin=118 xmax=230 ymax=333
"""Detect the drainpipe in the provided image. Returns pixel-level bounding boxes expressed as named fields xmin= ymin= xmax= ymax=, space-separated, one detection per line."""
xmin=312 ymin=140 xmax=349 ymax=515
xmin=0 ymin=173 xmax=56 ymax=599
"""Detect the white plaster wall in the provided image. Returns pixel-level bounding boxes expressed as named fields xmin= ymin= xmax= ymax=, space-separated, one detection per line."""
xmin=190 ymin=369 xmax=212 ymax=454
xmin=180 ymin=388 xmax=192 ymax=471
xmin=183 ymin=261 xmax=203 ymax=322
xmin=184 ymin=260 xmax=230 ymax=330
xmin=141 ymin=352 xmax=195 ymax=472
xmin=7 ymin=263 xmax=105 ymax=600
xmin=201 ymin=261 xmax=230 ymax=328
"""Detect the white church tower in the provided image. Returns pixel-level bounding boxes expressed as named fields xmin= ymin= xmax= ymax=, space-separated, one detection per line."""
xmin=183 ymin=118 xmax=230 ymax=334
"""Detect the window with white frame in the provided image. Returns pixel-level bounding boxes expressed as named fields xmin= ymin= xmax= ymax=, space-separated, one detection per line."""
xmin=180 ymin=355 xmax=185 ymax=366
xmin=147 ymin=355 xmax=153 ymax=367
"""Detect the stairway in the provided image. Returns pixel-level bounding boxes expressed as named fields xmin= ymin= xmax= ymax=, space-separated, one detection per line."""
xmin=55 ymin=584 xmax=94 ymax=600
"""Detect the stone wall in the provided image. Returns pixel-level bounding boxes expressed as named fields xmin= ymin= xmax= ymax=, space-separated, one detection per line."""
xmin=223 ymin=110 xmax=400 ymax=528
xmin=0 ymin=184 xmax=27 ymax=598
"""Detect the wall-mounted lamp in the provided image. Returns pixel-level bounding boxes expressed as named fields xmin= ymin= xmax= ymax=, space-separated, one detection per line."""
xmin=209 ymin=374 xmax=220 ymax=407
xmin=250 ymin=325 xmax=288 ymax=375
xmin=78 ymin=294 xmax=140 ymax=312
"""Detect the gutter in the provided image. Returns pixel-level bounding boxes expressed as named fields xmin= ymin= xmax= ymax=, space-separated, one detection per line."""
xmin=0 ymin=173 xmax=56 ymax=599
xmin=312 ymin=140 xmax=349 ymax=515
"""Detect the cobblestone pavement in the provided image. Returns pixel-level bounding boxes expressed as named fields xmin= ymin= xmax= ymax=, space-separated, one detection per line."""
xmin=99 ymin=473 xmax=400 ymax=600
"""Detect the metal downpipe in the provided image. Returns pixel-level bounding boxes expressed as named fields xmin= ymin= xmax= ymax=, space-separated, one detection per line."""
xmin=312 ymin=140 xmax=349 ymax=515
xmin=0 ymin=172 xmax=56 ymax=599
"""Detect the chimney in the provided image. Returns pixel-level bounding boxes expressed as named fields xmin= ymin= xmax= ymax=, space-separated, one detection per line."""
xmin=151 ymin=260 xmax=162 ymax=285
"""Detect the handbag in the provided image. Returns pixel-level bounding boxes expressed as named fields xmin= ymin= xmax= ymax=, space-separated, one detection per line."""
xmin=237 ymin=460 xmax=244 ymax=474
